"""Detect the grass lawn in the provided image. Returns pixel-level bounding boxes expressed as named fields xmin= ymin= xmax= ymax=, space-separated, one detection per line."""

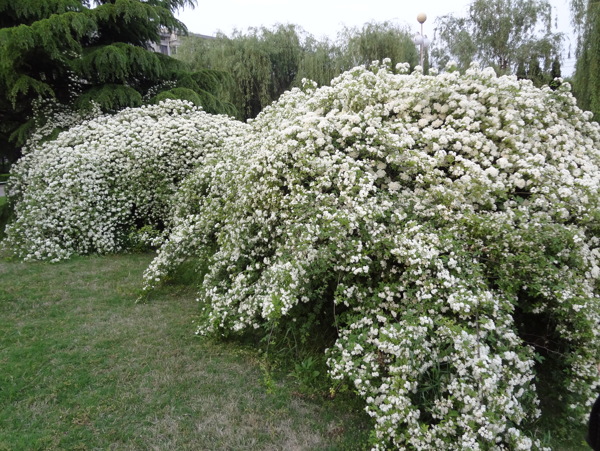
xmin=0 ymin=252 xmax=371 ymax=450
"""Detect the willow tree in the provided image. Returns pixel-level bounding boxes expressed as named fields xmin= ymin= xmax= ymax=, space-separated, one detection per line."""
xmin=337 ymin=21 xmax=419 ymax=71
xmin=0 ymin=0 xmax=233 ymax=165
xmin=571 ymin=0 xmax=600 ymax=121
xmin=177 ymin=25 xmax=306 ymax=120
xmin=176 ymin=22 xmax=418 ymax=121
xmin=432 ymin=0 xmax=563 ymax=78
xmin=293 ymin=37 xmax=343 ymax=88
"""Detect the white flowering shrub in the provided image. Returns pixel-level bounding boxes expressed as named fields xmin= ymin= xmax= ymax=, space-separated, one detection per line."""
xmin=145 ymin=62 xmax=600 ymax=449
xmin=5 ymin=100 xmax=248 ymax=261
xmin=19 ymin=98 xmax=104 ymax=152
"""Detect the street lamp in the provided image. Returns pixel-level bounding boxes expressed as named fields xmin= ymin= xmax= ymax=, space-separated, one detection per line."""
xmin=413 ymin=12 xmax=430 ymax=68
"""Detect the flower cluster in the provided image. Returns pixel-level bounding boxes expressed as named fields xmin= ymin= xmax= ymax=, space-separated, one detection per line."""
xmin=6 ymin=60 xmax=600 ymax=448
xmin=144 ymin=62 xmax=600 ymax=449
xmin=19 ymin=97 xmax=103 ymax=152
xmin=5 ymin=100 xmax=248 ymax=261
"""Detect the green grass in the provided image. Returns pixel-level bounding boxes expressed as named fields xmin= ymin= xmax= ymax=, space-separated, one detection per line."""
xmin=1 ymin=249 xmax=591 ymax=450
xmin=0 ymin=253 xmax=371 ymax=450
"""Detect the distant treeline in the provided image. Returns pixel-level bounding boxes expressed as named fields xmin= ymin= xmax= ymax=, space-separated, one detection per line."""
xmin=175 ymin=23 xmax=419 ymax=121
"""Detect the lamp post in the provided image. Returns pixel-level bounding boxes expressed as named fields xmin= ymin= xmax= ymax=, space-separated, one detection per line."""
xmin=413 ymin=12 xmax=430 ymax=68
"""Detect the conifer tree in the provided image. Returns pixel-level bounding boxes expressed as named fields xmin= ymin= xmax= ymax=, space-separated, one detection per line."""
xmin=0 ymin=0 xmax=233 ymax=166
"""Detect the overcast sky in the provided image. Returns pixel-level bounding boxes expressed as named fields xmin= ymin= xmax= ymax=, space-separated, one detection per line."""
xmin=176 ymin=0 xmax=576 ymax=74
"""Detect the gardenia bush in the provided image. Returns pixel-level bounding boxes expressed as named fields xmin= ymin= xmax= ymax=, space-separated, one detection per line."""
xmin=144 ymin=62 xmax=600 ymax=449
xmin=5 ymin=100 xmax=248 ymax=261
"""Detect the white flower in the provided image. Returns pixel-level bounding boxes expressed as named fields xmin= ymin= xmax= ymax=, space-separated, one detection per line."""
xmin=10 ymin=62 xmax=600 ymax=451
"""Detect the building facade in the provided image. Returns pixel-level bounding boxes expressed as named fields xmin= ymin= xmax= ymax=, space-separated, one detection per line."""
xmin=149 ymin=29 xmax=180 ymax=56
